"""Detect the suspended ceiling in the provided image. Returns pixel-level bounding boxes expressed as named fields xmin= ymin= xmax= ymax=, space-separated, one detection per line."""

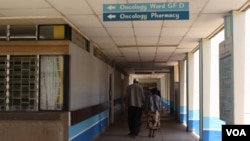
xmin=0 ymin=0 xmax=249 ymax=75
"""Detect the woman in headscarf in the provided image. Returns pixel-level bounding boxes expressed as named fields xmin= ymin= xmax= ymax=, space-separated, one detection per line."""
xmin=145 ymin=89 xmax=161 ymax=137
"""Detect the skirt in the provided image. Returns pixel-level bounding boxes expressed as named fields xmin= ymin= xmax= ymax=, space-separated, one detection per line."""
xmin=147 ymin=110 xmax=160 ymax=130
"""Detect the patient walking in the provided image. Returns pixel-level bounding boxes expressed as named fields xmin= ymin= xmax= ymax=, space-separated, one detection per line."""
xmin=144 ymin=88 xmax=161 ymax=137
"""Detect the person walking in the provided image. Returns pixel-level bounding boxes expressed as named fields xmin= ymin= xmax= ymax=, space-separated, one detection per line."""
xmin=145 ymin=90 xmax=161 ymax=138
xmin=151 ymin=86 xmax=161 ymax=98
xmin=125 ymin=78 xmax=145 ymax=138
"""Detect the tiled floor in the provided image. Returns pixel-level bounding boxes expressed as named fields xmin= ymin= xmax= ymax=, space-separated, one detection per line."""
xmin=95 ymin=110 xmax=199 ymax=141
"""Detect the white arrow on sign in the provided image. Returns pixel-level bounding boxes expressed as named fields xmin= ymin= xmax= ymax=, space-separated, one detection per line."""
xmin=107 ymin=5 xmax=116 ymax=10
xmin=107 ymin=14 xmax=116 ymax=19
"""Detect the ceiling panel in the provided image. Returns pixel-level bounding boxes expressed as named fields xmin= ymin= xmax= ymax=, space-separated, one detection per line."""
xmin=102 ymin=19 xmax=133 ymax=27
xmin=48 ymin=0 xmax=93 ymax=14
xmin=80 ymin=27 xmax=109 ymax=38
xmin=155 ymin=56 xmax=170 ymax=62
xmin=178 ymin=37 xmax=199 ymax=49
xmin=134 ymin=28 xmax=161 ymax=37
xmin=136 ymin=37 xmax=159 ymax=45
xmin=102 ymin=47 xmax=122 ymax=55
xmin=163 ymin=14 xmax=198 ymax=27
xmin=87 ymin=0 xmax=128 ymax=14
xmin=0 ymin=0 xmax=51 ymax=8
xmin=0 ymin=18 xmax=66 ymax=25
xmin=100 ymin=43 xmax=117 ymax=49
xmin=156 ymin=47 xmax=176 ymax=54
xmin=120 ymin=48 xmax=138 ymax=54
xmin=203 ymin=0 xmax=248 ymax=13
xmin=175 ymin=48 xmax=192 ymax=53
xmin=140 ymin=56 xmax=154 ymax=62
xmin=125 ymin=56 xmax=140 ymax=62
xmin=192 ymin=14 xmax=225 ymax=28
xmin=141 ymin=62 xmax=154 ymax=67
xmin=107 ymin=27 xmax=134 ymax=37
xmin=161 ymin=27 xmax=189 ymax=36
xmin=153 ymin=62 xmax=168 ymax=67
xmin=69 ymin=15 xmax=103 ymax=27
xmin=186 ymin=27 xmax=214 ymax=38
xmin=159 ymin=36 xmax=182 ymax=45
xmin=189 ymin=0 xmax=208 ymax=13
xmin=133 ymin=21 xmax=163 ymax=27
xmin=113 ymin=37 xmax=136 ymax=45
xmin=138 ymin=47 xmax=156 ymax=54
xmin=0 ymin=9 xmax=61 ymax=17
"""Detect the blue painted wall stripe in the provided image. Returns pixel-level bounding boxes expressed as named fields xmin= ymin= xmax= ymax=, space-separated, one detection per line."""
xmin=180 ymin=106 xmax=186 ymax=113
xmin=203 ymin=130 xmax=222 ymax=141
xmin=69 ymin=111 xmax=108 ymax=140
xmin=70 ymin=118 xmax=108 ymax=141
xmin=188 ymin=119 xmax=199 ymax=134
xmin=202 ymin=117 xmax=225 ymax=141
xmin=188 ymin=109 xmax=199 ymax=119
xmin=187 ymin=110 xmax=200 ymax=136
xmin=203 ymin=117 xmax=225 ymax=129
xmin=180 ymin=113 xmax=187 ymax=123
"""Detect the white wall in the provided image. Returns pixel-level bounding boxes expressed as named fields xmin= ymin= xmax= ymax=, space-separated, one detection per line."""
xmin=69 ymin=42 xmax=109 ymax=110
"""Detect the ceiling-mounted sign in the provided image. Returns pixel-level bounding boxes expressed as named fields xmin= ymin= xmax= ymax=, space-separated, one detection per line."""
xmin=103 ymin=2 xmax=189 ymax=21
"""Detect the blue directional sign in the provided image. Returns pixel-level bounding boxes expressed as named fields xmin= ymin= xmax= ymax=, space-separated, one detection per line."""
xmin=103 ymin=2 xmax=189 ymax=21
xmin=103 ymin=2 xmax=189 ymax=12
xmin=103 ymin=11 xmax=189 ymax=21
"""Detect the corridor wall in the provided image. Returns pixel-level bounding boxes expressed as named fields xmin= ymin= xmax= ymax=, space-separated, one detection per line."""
xmin=68 ymin=42 xmax=121 ymax=141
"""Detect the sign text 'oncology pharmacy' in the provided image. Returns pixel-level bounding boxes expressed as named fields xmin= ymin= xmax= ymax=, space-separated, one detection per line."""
xmin=103 ymin=2 xmax=189 ymax=21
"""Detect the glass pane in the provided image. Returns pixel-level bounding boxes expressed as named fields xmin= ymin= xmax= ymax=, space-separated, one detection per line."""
xmin=71 ymin=29 xmax=89 ymax=51
xmin=40 ymin=56 xmax=64 ymax=110
xmin=0 ymin=25 xmax=7 ymax=40
xmin=9 ymin=25 xmax=36 ymax=40
xmin=9 ymin=56 xmax=38 ymax=111
xmin=0 ymin=56 xmax=7 ymax=110
xmin=39 ymin=25 xmax=65 ymax=40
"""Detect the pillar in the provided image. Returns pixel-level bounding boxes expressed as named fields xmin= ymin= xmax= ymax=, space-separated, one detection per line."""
xmin=200 ymin=38 xmax=225 ymax=141
xmin=187 ymin=52 xmax=199 ymax=134
xmin=179 ymin=59 xmax=187 ymax=124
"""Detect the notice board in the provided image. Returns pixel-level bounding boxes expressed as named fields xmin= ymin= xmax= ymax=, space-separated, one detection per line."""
xmin=219 ymin=36 xmax=234 ymax=124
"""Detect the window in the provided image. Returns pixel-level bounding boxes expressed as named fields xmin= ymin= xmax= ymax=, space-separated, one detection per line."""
xmin=0 ymin=56 xmax=7 ymax=110
xmin=9 ymin=25 xmax=37 ymax=40
xmin=7 ymin=56 xmax=39 ymax=111
xmin=0 ymin=55 xmax=68 ymax=111
xmin=0 ymin=25 xmax=7 ymax=40
xmin=39 ymin=56 xmax=65 ymax=110
xmin=71 ymin=29 xmax=90 ymax=51
xmin=38 ymin=25 xmax=71 ymax=40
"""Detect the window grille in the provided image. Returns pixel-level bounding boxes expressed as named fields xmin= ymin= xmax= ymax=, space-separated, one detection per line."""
xmin=0 ymin=55 xmax=67 ymax=111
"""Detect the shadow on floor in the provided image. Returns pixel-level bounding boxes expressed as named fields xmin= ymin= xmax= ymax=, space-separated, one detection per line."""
xmin=95 ymin=110 xmax=199 ymax=141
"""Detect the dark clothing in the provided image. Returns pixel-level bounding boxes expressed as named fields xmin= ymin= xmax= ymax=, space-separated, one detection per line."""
xmin=143 ymin=89 xmax=151 ymax=112
xmin=151 ymin=87 xmax=161 ymax=98
xmin=125 ymin=81 xmax=145 ymax=137
xmin=128 ymin=106 xmax=143 ymax=135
